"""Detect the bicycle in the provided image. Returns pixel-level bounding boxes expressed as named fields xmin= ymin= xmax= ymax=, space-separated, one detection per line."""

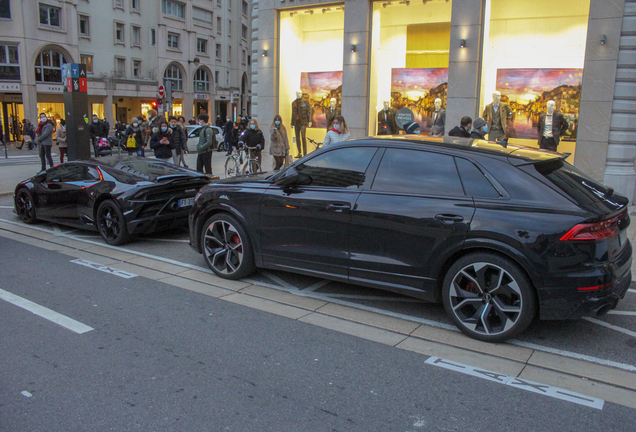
xmin=307 ymin=137 xmax=322 ymax=152
xmin=224 ymin=144 xmax=262 ymax=178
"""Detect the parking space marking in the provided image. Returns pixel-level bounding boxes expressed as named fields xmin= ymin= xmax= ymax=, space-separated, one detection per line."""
xmin=0 ymin=206 xmax=13 ymax=209
xmin=323 ymin=293 xmax=425 ymax=302
xmin=0 ymin=288 xmax=93 ymax=334
xmin=261 ymin=271 xmax=297 ymax=290
xmin=304 ymin=280 xmax=332 ymax=292
xmin=425 ymin=357 xmax=604 ymax=410
xmin=628 ymin=289 xmax=636 ymax=294
xmin=607 ymin=311 xmax=636 ymax=316
xmin=71 ymin=259 xmax=138 ymax=279
xmin=583 ymin=317 xmax=636 ymax=338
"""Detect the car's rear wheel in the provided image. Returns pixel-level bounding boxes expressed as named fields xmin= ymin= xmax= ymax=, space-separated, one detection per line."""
xmin=442 ymin=253 xmax=536 ymax=342
xmin=201 ymin=213 xmax=255 ymax=280
xmin=97 ymin=199 xmax=130 ymax=245
xmin=15 ymin=189 xmax=37 ymax=224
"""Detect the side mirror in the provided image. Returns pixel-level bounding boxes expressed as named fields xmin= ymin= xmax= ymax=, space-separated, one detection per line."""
xmin=274 ymin=167 xmax=300 ymax=187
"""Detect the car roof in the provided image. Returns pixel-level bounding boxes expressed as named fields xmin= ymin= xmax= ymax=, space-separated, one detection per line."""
xmin=356 ymin=135 xmax=567 ymax=165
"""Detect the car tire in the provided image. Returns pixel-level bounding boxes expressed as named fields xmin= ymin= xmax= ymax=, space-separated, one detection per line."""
xmin=96 ymin=199 xmax=130 ymax=246
xmin=217 ymin=142 xmax=226 ymax=152
xmin=15 ymin=188 xmax=37 ymax=224
xmin=201 ymin=213 xmax=255 ymax=280
xmin=442 ymin=252 xmax=536 ymax=343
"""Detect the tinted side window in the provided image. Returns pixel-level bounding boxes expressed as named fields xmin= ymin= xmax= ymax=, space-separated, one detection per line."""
xmin=296 ymin=147 xmax=376 ymax=188
xmin=372 ymin=148 xmax=464 ymax=196
xmin=455 ymin=158 xmax=500 ymax=198
xmin=190 ymin=128 xmax=201 ymax=137
xmin=46 ymin=165 xmax=87 ymax=182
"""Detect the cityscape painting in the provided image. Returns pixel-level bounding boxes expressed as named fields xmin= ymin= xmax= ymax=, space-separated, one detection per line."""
xmin=495 ymin=68 xmax=584 ymax=141
xmin=390 ymin=68 xmax=448 ymax=132
xmin=300 ymin=71 xmax=343 ymax=129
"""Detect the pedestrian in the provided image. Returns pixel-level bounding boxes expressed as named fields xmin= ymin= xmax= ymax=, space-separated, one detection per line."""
xmin=323 ymin=116 xmax=351 ymax=146
xmin=103 ymin=118 xmax=111 ymax=134
xmin=269 ymin=115 xmax=290 ymax=171
xmin=35 ymin=113 xmax=54 ymax=172
xmin=402 ymin=121 xmax=421 ymax=135
xmin=177 ymin=115 xmax=187 ymax=126
xmin=123 ymin=117 xmax=145 ymax=156
xmin=147 ymin=109 xmax=162 ymax=134
xmin=149 ymin=119 xmax=174 ymax=163
xmin=56 ymin=119 xmax=67 ymax=163
xmin=196 ymin=113 xmax=216 ymax=174
xmin=223 ymin=116 xmax=235 ymax=155
xmin=216 ymin=115 xmax=224 ymax=128
xmin=470 ymin=118 xmax=488 ymax=139
xmin=241 ymin=118 xmax=265 ymax=172
xmin=188 ymin=117 xmax=197 ymax=125
xmin=169 ymin=115 xmax=189 ymax=168
xmin=140 ymin=115 xmax=151 ymax=147
xmin=17 ymin=119 xmax=35 ymax=150
xmin=448 ymin=116 xmax=472 ymax=138
xmin=89 ymin=113 xmax=108 ymax=155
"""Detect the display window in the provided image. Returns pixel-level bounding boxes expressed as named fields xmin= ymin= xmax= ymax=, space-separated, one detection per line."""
xmin=91 ymin=103 xmax=104 ymax=119
xmin=172 ymin=101 xmax=183 ymax=116
xmin=480 ymin=0 xmax=590 ymax=160
xmin=278 ymin=5 xmax=344 ymax=156
xmin=368 ymin=0 xmax=452 ymax=136
xmin=37 ymin=103 xmax=65 ymax=121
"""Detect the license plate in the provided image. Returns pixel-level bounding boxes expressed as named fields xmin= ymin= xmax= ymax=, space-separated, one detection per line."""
xmin=178 ymin=197 xmax=194 ymax=208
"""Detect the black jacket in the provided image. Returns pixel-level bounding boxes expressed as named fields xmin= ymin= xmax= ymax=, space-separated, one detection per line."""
xmin=170 ymin=124 xmax=188 ymax=153
xmin=537 ymin=113 xmax=569 ymax=148
xmin=89 ymin=120 xmax=108 ymax=139
xmin=470 ymin=130 xmax=486 ymax=139
xmin=448 ymin=126 xmax=470 ymax=138
xmin=124 ymin=126 xmax=143 ymax=149
xmin=149 ymin=129 xmax=173 ymax=159
xmin=241 ymin=128 xmax=265 ymax=150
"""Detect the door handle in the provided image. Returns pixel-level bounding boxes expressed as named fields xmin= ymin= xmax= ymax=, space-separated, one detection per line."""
xmin=434 ymin=214 xmax=464 ymax=223
xmin=326 ymin=203 xmax=351 ymax=212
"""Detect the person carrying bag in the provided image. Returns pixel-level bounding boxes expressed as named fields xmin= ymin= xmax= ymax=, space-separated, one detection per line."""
xmin=196 ymin=113 xmax=216 ymax=174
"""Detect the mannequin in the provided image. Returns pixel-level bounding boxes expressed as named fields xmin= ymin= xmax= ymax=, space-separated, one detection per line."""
xmin=430 ymin=98 xmax=446 ymax=136
xmin=482 ymin=91 xmax=512 ymax=141
xmin=325 ymin=97 xmax=340 ymax=131
xmin=291 ymin=91 xmax=312 ymax=158
xmin=537 ymin=100 xmax=569 ymax=151
xmin=377 ymin=101 xmax=398 ymax=135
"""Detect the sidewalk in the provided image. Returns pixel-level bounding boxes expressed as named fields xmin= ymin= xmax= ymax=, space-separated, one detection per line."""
xmin=0 ymin=141 xmax=278 ymax=196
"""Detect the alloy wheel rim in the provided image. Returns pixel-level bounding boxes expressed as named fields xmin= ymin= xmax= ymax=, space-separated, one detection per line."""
xmin=16 ymin=192 xmax=34 ymax=221
xmin=203 ymin=220 xmax=244 ymax=275
xmin=99 ymin=206 xmax=121 ymax=240
xmin=449 ymin=262 xmax=522 ymax=336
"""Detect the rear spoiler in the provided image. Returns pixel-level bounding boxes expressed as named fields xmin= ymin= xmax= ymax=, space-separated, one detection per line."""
xmin=156 ymin=174 xmax=207 ymax=182
xmin=507 ymin=148 xmax=570 ymax=166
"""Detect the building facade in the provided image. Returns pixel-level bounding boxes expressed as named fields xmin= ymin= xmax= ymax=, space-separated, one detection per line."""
xmin=0 ymin=0 xmax=251 ymax=139
xmin=251 ymin=0 xmax=636 ymax=203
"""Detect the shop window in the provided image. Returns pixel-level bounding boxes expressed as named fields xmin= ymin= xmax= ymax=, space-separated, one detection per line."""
xmin=193 ymin=7 xmax=213 ymax=26
xmin=167 ymin=32 xmax=180 ymax=49
xmin=132 ymin=26 xmax=141 ymax=47
xmin=34 ymin=48 xmax=68 ymax=83
xmin=194 ymin=68 xmax=210 ymax=92
xmin=133 ymin=60 xmax=141 ymax=78
xmin=197 ymin=38 xmax=207 ymax=54
xmin=368 ymin=1 xmax=451 ymax=136
xmin=0 ymin=0 xmax=10 ymax=19
xmin=39 ymin=4 xmax=61 ymax=27
xmin=0 ymin=44 xmax=20 ymax=81
xmin=79 ymin=15 xmax=89 ymax=37
xmin=278 ymin=6 xmax=345 ymax=145
xmin=480 ymin=0 xmax=590 ymax=159
xmin=162 ymin=0 xmax=184 ymax=19
xmin=164 ymin=64 xmax=183 ymax=90
xmin=80 ymin=54 xmax=93 ymax=74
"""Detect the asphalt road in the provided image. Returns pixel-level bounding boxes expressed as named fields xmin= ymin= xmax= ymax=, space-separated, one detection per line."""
xmin=2 ymin=237 xmax=636 ymax=431
xmin=0 ymin=193 xmax=634 ymax=370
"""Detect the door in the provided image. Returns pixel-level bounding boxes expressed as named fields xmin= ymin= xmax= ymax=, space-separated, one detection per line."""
xmin=260 ymin=146 xmax=378 ymax=278
xmin=38 ymin=164 xmax=98 ymax=221
xmin=349 ymin=148 xmax=475 ymax=296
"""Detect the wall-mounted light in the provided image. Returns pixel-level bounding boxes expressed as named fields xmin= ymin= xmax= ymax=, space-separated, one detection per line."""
xmin=399 ymin=0 xmax=410 ymax=5
xmin=460 ymin=39 xmax=466 ymax=49
xmin=600 ymin=35 xmax=607 ymax=45
xmin=304 ymin=9 xmax=314 ymax=15
xmin=187 ymin=57 xmax=201 ymax=66
xmin=351 ymin=44 xmax=357 ymax=53
xmin=289 ymin=11 xmax=297 ymax=17
xmin=382 ymin=2 xmax=391 ymax=7
xmin=262 ymin=50 xmax=268 ymax=57
xmin=322 ymin=8 xmax=331 ymax=13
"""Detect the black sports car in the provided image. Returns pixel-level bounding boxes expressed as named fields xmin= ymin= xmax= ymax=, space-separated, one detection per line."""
xmin=189 ymin=136 xmax=632 ymax=342
xmin=14 ymin=156 xmax=212 ymax=245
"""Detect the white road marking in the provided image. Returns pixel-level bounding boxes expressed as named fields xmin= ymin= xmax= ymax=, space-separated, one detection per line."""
xmin=628 ymin=289 xmax=636 ymax=294
xmin=583 ymin=317 xmax=636 ymax=338
xmin=0 ymin=206 xmax=14 ymax=209
xmin=2 ymin=218 xmax=635 ymax=374
xmin=21 ymin=391 xmax=32 ymax=398
xmin=425 ymin=357 xmax=604 ymax=410
xmin=139 ymin=238 xmax=190 ymax=243
xmin=607 ymin=310 xmax=636 ymax=316
xmin=304 ymin=280 xmax=332 ymax=292
xmin=323 ymin=293 xmax=425 ymax=302
xmin=0 ymin=288 xmax=93 ymax=334
xmin=261 ymin=271 xmax=296 ymax=290
xmin=71 ymin=259 xmax=138 ymax=278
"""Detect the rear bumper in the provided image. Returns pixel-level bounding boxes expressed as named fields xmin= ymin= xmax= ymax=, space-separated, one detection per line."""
xmin=538 ymin=240 xmax=632 ymax=320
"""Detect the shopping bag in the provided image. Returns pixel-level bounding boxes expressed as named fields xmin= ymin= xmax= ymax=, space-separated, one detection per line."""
xmin=126 ymin=135 xmax=137 ymax=148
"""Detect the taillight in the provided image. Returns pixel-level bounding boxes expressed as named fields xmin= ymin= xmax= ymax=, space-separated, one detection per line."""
xmin=577 ymin=282 xmax=613 ymax=292
xmin=560 ymin=211 xmax=626 ymax=241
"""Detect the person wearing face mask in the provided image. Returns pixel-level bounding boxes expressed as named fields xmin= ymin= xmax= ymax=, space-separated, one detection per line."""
xmin=223 ymin=116 xmax=235 ymax=155
xmin=123 ymin=117 xmax=145 ymax=156
xmin=35 ymin=113 xmax=54 ymax=171
xmin=402 ymin=121 xmax=421 ymax=135
xmin=241 ymin=119 xmax=265 ymax=174
xmin=196 ymin=113 xmax=216 ymax=174
xmin=168 ymin=115 xmax=189 ymax=168
xmin=269 ymin=115 xmax=290 ymax=171
xmin=56 ymin=119 xmax=67 ymax=163
xmin=89 ymin=113 xmax=108 ymax=156
xmin=322 ymin=116 xmax=351 ymax=146
xmin=149 ymin=119 xmax=174 ymax=163
xmin=470 ymin=117 xmax=488 ymax=139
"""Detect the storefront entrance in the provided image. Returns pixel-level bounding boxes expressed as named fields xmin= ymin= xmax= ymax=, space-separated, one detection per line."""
xmin=1 ymin=101 xmax=25 ymax=141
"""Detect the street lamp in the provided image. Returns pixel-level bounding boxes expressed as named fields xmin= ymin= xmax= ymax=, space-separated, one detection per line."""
xmin=188 ymin=57 xmax=201 ymax=66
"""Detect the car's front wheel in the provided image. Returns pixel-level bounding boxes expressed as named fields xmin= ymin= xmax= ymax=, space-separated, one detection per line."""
xmin=442 ymin=253 xmax=536 ymax=342
xmin=97 ymin=199 xmax=130 ymax=245
xmin=15 ymin=189 xmax=37 ymax=224
xmin=201 ymin=213 xmax=255 ymax=280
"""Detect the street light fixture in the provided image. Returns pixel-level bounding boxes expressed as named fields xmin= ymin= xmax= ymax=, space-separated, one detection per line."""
xmin=188 ymin=57 xmax=201 ymax=66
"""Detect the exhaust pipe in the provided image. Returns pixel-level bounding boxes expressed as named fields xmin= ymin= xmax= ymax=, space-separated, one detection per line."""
xmin=595 ymin=304 xmax=613 ymax=317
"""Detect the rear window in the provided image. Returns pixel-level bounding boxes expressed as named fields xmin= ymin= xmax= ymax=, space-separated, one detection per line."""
xmin=530 ymin=159 xmax=612 ymax=206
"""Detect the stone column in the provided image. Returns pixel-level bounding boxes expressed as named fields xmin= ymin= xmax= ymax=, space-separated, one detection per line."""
xmin=341 ymin=0 xmax=371 ymax=139
xmin=251 ymin=4 xmax=276 ymax=124
xmin=445 ymin=0 xmax=485 ymax=133
xmin=23 ymin=84 xmax=39 ymax=123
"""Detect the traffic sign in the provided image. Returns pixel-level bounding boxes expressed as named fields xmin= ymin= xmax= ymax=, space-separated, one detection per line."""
xmin=158 ymin=85 xmax=165 ymax=97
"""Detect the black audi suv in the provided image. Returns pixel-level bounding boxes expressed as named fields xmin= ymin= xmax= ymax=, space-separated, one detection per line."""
xmin=189 ymin=137 xmax=632 ymax=342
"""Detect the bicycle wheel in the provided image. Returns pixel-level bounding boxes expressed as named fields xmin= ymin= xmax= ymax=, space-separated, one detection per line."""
xmin=224 ymin=156 xmax=240 ymax=178
xmin=241 ymin=160 xmax=260 ymax=176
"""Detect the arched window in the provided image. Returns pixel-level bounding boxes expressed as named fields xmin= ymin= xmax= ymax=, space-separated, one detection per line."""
xmin=163 ymin=64 xmax=183 ymax=90
xmin=194 ymin=68 xmax=210 ymax=92
xmin=34 ymin=48 xmax=68 ymax=83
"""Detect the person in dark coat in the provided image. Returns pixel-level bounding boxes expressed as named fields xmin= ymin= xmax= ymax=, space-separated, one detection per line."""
xmin=35 ymin=114 xmax=55 ymax=171
xmin=240 ymin=118 xmax=265 ymax=174
xmin=123 ymin=117 xmax=145 ymax=157
xmin=470 ymin=118 xmax=488 ymax=139
xmin=223 ymin=116 xmax=235 ymax=155
xmin=149 ymin=119 xmax=174 ymax=162
xmin=448 ymin=116 xmax=472 ymax=138
xmin=169 ymin=116 xmax=189 ymax=168
xmin=89 ymin=114 xmax=109 ymax=155
xmin=216 ymin=115 xmax=224 ymax=128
